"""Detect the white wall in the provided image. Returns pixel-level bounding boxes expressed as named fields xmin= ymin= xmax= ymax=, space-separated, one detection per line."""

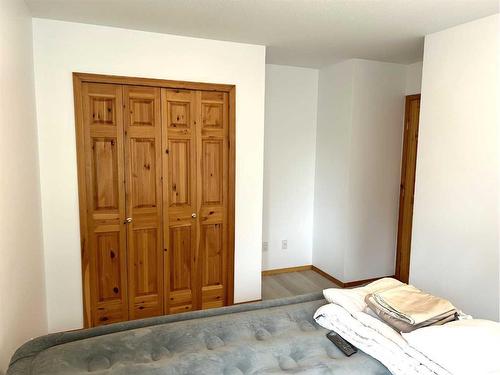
xmin=313 ymin=59 xmax=406 ymax=282
xmin=313 ymin=61 xmax=354 ymax=280
xmin=405 ymin=61 xmax=423 ymax=95
xmin=346 ymin=60 xmax=406 ymax=281
xmin=32 ymin=19 xmax=266 ymax=332
xmin=262 ymin=64 xmax=318 ymax=270
xmin=0 ymin=0 xmax=47 ymax=372
xmin=410 ymin=14 xmax=499 ymax=320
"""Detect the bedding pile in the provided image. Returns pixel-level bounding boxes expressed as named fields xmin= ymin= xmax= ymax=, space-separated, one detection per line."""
xmin=365 ymin=283 xmax=457 ymax=332
xmin=314 ymin=278 xmax=500 ymax=375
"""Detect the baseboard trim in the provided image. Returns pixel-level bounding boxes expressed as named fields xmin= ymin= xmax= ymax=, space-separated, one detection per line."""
xmin=311 ymin=266 xmax=395 ymax=288
xmin=344 ymin=275 xmax=396 ymax=288
xmin=263 ymin=264 xmax=394 ymax=288
xmin=262 ymin=265 xmax=312 ymax=276
xmin=310 ymin=266 xmax=344 ymax=287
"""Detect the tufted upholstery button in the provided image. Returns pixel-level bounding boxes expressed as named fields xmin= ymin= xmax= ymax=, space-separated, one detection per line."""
xmin=290 ymin=348 xmax=305 ymax=362
xmin=87 ymin=355 xmax=110 ymax=372
xmin=325 ymin=345 xmax=341 ymax=359
xmin=223 ymin=367 xmax=244 ymax=375
xmin=278 ymin=355 xmax=298 ymax=370
xmin=206 ymin=335 xmax=225 ymax=350
xmin=255 ymin=328 xmax=271 ymax=341
xmin=299 ymin=321 xmax=316 ymax=332
xmin=151 ymin=346 xmax=171 ymax=361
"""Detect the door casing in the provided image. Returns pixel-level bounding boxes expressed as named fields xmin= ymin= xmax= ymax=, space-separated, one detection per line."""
xmin=395 ymin=94 xmax=420 ymax=283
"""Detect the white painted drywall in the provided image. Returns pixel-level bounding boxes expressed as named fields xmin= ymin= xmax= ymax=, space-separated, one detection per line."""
xmin=405 ymin=61 xmax=423 ymax=95
xmin=262 ymin=64 xmax=318 ymax=270
xmin=32 ymin=19 xmax=266 ymax=332
xmin=0 ymin=0 xmax=47 ymax=371
xmin=312 ymin=61 xmax=354 ymax=280
xmin=346 ymin=60 xmax=406 ymax=281
xmin=410 ymin=14 xmax=499 ymax=320
xmin=313 ymin=59 xmax=406 ymax=283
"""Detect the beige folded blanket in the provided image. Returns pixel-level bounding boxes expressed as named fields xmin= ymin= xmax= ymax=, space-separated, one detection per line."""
xmin=365 ymin=284 xmax=457 ymax=332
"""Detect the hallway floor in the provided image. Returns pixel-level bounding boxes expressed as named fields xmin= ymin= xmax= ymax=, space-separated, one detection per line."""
xmin=262 ymin=270 xmax=339 ymax=300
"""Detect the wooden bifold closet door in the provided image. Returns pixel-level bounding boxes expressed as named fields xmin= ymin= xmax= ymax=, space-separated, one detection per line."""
xmin=123 ymin=86 xmax=164 ymax=321
xmin=163 ymin=89 xmax=229 ymax=314
xmin=75 ymin=75 xmax=234 ymax=328
xmin=80 ymin=83 xmax=129 ymax=325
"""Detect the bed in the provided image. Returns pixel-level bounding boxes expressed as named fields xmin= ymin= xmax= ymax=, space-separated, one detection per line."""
xmin=7 ymin=293 xmax=390 ymax=374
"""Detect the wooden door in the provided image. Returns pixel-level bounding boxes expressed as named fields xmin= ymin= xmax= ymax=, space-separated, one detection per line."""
xmin=197 ymin=91 xmax=229 ymax=309
xmin=81 ymin=82 xmax=129 ymax=326
xmin=162 ymin=89 xmax=230 ymax=313
xmin=75 ymin=73 xmax=235 ymax=327
xmin=123 ymin=86 xmax=164 ymax=319
xmin=162 ymin=89 xmax=199 ymax=314
xmin=395 ymin=94 xmax=421 ymax=283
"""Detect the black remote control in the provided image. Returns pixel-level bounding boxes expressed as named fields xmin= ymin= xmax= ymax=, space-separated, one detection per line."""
xmin=326 ymin=331 xmax=358 ymax=357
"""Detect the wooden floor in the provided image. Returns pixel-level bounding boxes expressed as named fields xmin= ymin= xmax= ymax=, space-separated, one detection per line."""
xmin=262 ymin=270 xmax=339 ymax=300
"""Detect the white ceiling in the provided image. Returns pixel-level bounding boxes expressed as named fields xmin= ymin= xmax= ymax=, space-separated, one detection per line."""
xmin=25 ymin=0 xmax=498 ymax=68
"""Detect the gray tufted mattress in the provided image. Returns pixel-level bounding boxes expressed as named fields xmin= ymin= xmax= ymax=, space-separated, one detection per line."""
xmin=7 ymin=293 xmax=391 ymax=374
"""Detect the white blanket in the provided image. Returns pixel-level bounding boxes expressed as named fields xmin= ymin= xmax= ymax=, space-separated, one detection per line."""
xmin=402 ymin=319 xmax=500 ymax=375
xmin=314 ymin=278 xmax=452 ymax=375
xmin=315 ymin=278 xmax=500 ymax=375
xmin=314 ymin=303 xmax=451 ymax=375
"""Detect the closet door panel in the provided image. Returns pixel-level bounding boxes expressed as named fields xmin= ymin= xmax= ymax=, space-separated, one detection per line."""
xmin=168 ymin=139 xmax=191 ymax=206
xmin=82 ymin=82 xmax=128 ymax=326
xmin=124 ymin=86 xmax=164 ymax=320
xmin=199 ymin=223 xmax=225 ymax=308
xmin=92 ymin=138 xmax=119 ymax=210
xmin=197 ymin=91 xmax=229 ymax=309
xmin=201 ymin=140 xmax=223 ymax=204
xmin=162 ymin=89 xmax=198 ymax=314
xmin=168 ymin=224 xmax=194 ymax=313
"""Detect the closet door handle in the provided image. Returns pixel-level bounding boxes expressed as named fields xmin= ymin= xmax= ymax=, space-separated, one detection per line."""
xmin=191 ymin=213 xmax=197 ymax=218
xmin=124 ymin=217 xmax=132 ymax=224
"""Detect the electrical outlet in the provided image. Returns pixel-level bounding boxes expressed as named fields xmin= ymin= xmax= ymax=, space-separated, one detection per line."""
xmin=282 ymin=240 xmax=287 ymax=250
xmin=262 ymin=242 xmax=268 ymax=252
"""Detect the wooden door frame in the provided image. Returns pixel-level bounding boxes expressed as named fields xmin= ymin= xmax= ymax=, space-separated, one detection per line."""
xmin=395 ymin=94 xmax=420 ymax=283
xmin=73 ymin=72 xmax=236 ymax=327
